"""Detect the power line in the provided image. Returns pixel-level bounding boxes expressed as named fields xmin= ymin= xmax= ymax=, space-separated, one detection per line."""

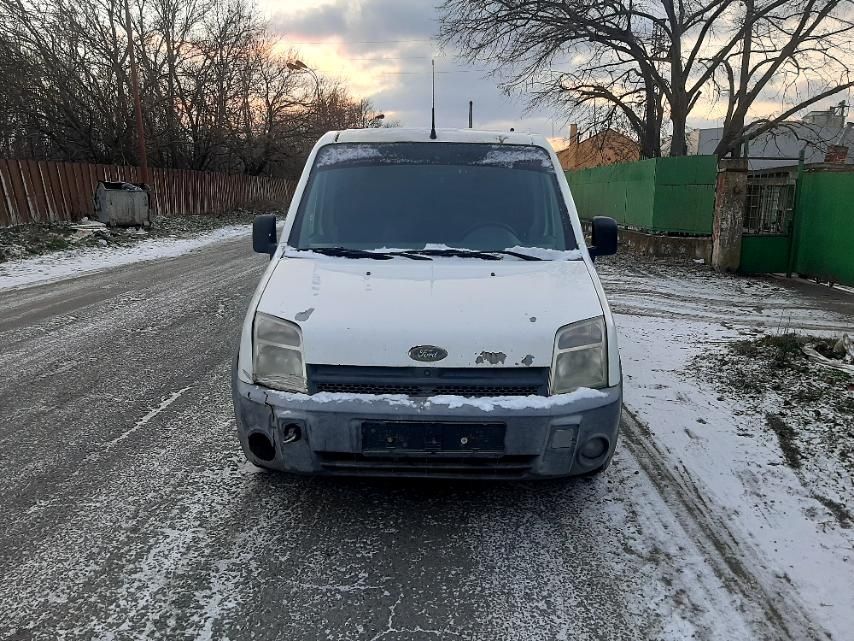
xmin=342 ymin=56 xmax=435 ymax=61
xmin=380 ymin=70 xmax=489 ymax=75
xmin=281 ymin=38 xmax=436 ymax=45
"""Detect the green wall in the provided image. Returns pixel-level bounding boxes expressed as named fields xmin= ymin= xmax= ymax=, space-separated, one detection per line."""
xmin=739 ymin=235 xmax=791 ymax=274
xmin=565 ymin=155 xmax=717 ymax=235
xmin=791 ymin=172 xmax=854 ymax=285
xmin=567 ymin=159 xmax=656 ymax=230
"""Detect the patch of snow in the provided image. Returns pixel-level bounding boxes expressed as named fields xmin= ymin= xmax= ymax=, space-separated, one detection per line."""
xmin=427 ymin=387 xmax=606 ymax=410
xmin=504 ymin=246 xmax=583 ymax=260
xmin=616 ymin=312 xmax=854 ymax=641
xmin=316 ymin=145 xmax=383 ymax=167
xmin=279 ymin=387 xmax=606 ymax=411
xmin=282 ymin=391 xmax=417 ymax=407
xmin=0 ymin=225 xmax=249 ymax=291
xmin=475 ymin=147 xmax=553 ymax=169
xmin=283 ymin=246 xmax=331 ymax=259
xmin=594 ymin=255 xmax=854 ymax=639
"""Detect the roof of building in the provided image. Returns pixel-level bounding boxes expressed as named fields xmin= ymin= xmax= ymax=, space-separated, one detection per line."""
xmin=695 ymin=121 xmax=854 ymax=169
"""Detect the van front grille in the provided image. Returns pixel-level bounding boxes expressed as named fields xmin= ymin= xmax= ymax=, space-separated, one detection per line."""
xmin=315 ymin=382 xmax=542 ymax=396
xmin=307 ymin=365 xmax=549 ymax=398
xmin=317 ymin=382 xmax=422 ymax=395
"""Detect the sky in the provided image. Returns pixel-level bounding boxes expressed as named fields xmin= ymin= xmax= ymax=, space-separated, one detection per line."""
xmin=259 ymin=0 xmax=574 ymax=148
xmin=258 ymin=0 xmax=851 ymax=148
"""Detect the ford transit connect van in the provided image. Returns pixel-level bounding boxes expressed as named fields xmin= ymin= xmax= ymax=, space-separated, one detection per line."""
xmin=232 ymin=128 xmax=621 ymax=479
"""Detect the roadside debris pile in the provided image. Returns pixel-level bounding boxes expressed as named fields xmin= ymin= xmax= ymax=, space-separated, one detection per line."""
xmin=692 ymin=332 xmax=853 ymax=528
xmin=0 ymin=209 xmax=265 ymax=263
xmin=803 ymin=334 xmax=854 ymax=373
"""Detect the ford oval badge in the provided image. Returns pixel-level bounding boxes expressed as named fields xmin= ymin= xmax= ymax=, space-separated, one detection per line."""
xmin=409 ymin=345 xmax=448 ymax=363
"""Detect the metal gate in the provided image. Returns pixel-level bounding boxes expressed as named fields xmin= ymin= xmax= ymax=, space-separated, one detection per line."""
xmin=739 ymin=166 xmax=799 ymax=274
xmin=744 ymin=169 xmax=797 ymax=234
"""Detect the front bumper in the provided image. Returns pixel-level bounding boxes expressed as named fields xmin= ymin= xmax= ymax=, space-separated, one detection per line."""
xmin=232 ymin=372 xmax=621 ymax=480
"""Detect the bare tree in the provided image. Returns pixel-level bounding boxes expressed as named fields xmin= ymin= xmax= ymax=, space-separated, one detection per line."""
xmin=440 ymin=0 xmax=854 ymax=157
xmin=0 ymin=0 xmax=388 ymax=177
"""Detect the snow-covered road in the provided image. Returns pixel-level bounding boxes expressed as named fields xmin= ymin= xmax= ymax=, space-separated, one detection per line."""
xmin=0 ymin=224 xmax=249 ymax=291
xmin=598 ymin=255 xmax=854 ymax=641
xmin=0 ymin=240 xmax=850 ymax=640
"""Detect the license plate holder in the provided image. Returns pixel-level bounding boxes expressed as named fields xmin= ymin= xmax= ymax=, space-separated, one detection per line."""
xmin=361 ymin=421 xmax=505 ymax=453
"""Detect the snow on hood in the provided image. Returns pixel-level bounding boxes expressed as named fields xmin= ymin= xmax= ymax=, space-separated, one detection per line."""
xmin=256 ymin=255 xmax=603 ymax=368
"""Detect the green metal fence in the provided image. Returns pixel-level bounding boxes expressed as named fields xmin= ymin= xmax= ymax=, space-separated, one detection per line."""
xmin=790 ymin=171 xmax=854 ymax=285
xmin=565 ymin=155 xmax=717 ymax=235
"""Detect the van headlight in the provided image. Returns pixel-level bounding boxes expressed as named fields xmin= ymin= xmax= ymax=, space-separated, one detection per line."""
xmin=550 ymin=317 xmax=608 ymax=394
xmin=253 ymin=312 xmax=307 ymax=392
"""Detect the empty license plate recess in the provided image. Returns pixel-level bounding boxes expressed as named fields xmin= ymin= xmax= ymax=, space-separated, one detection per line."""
xmin=361 ymin=421 xmax=506 ymax=453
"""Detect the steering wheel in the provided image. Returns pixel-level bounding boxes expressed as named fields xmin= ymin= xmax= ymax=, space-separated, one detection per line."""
xmin=460 ymin=222 xmax=521 ymax=249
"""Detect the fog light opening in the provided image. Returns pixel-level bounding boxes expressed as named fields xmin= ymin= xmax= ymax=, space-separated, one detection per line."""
xmin=579 ymin=436 xmax=609 ymax=461
xmin=282 ymin=423 xmax=302 ymax=444
xmin=248 ymin=432 xmax=276 ymax=461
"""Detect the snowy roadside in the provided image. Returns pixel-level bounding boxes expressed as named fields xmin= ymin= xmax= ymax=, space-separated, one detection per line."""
xmin=599 ymin=256 xmax=854 ymax=641
xmin=0 ymin=224 xmax=249 ymax=291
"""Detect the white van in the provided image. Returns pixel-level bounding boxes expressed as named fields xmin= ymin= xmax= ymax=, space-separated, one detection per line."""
xmin=232 ymin=128 xmax=621 ymax=479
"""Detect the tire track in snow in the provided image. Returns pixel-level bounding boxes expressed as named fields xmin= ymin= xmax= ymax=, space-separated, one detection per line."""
xmin=620 ymin=407 xmax=827 ymax=641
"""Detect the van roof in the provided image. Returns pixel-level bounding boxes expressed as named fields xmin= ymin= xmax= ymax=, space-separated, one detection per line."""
xmin=329 ymin=127 xmax=552 ymax=149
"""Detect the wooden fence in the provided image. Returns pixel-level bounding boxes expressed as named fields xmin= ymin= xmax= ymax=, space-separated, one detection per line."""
xmin=0 ymin=159 xmax=293 ymax=226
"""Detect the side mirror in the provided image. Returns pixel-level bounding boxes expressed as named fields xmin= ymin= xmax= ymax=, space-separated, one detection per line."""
xmin=589 ymin=216 xmax=618 ymax=259
xmin=253 ymin=214 xmax=277 ymax=257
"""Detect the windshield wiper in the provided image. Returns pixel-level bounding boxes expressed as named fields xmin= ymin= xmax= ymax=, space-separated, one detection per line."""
xmin=409 ymin=248 xmax=543 ymax=261
xmin=407 ymin=248 xmax=501 ymax=260
xmin=299 ymin=247 xmax=431 ymax=260
xmin=485 ymin=249 xmax=543 ymax=261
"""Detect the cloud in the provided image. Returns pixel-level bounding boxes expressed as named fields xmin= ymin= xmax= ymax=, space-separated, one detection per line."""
xmin=273 ymin=2 xmax=348 ymax=39
xmin=262 ymin=0 xmax=854 ymax=148
xmin=270 ymin=0 xmax=436 ymax=44
xmin=260 ymin=0 xmax=569 ymax=141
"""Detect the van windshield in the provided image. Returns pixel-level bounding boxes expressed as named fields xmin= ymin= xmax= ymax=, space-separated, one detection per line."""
xmin=287 ymin=142 xmax=577 ymax=254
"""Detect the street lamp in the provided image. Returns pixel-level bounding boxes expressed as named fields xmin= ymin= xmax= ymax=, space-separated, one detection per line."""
xmin=287 ymin=59 xmax=320 ymax=93
xmin=288 ymin=59 xmax=324 ymax=131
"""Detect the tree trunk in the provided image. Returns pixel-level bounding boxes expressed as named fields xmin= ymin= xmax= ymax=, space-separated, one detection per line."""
xmin=642 ymin=85 xmax=661 ymax=158
xmin=669 ymin=98 xmax=688 ymax=156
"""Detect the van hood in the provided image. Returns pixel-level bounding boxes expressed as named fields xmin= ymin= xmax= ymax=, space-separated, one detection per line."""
xmin=256 ymin=257 xmax=604 ymax=369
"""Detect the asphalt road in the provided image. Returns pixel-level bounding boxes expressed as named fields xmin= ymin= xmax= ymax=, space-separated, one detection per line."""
xmin=0 ymin=239 xmax=827 ymax=641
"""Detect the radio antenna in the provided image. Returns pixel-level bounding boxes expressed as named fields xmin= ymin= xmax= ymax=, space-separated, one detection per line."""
xmin=430 ymin=59 xmax=437 ymax=140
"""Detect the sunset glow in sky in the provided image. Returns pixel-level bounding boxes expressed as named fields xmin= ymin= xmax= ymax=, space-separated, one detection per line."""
xmin=260 ymin=0 xmax=572 ymax=145
xmin=258 ymin=0 xmax=850 ymax=147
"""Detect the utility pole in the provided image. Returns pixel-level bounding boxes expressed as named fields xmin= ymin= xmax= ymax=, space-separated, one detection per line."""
xmin=124 ymin=0 xmax=149 ymax=185
xmin=468 ymin=101 xmax=473 ymax=128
